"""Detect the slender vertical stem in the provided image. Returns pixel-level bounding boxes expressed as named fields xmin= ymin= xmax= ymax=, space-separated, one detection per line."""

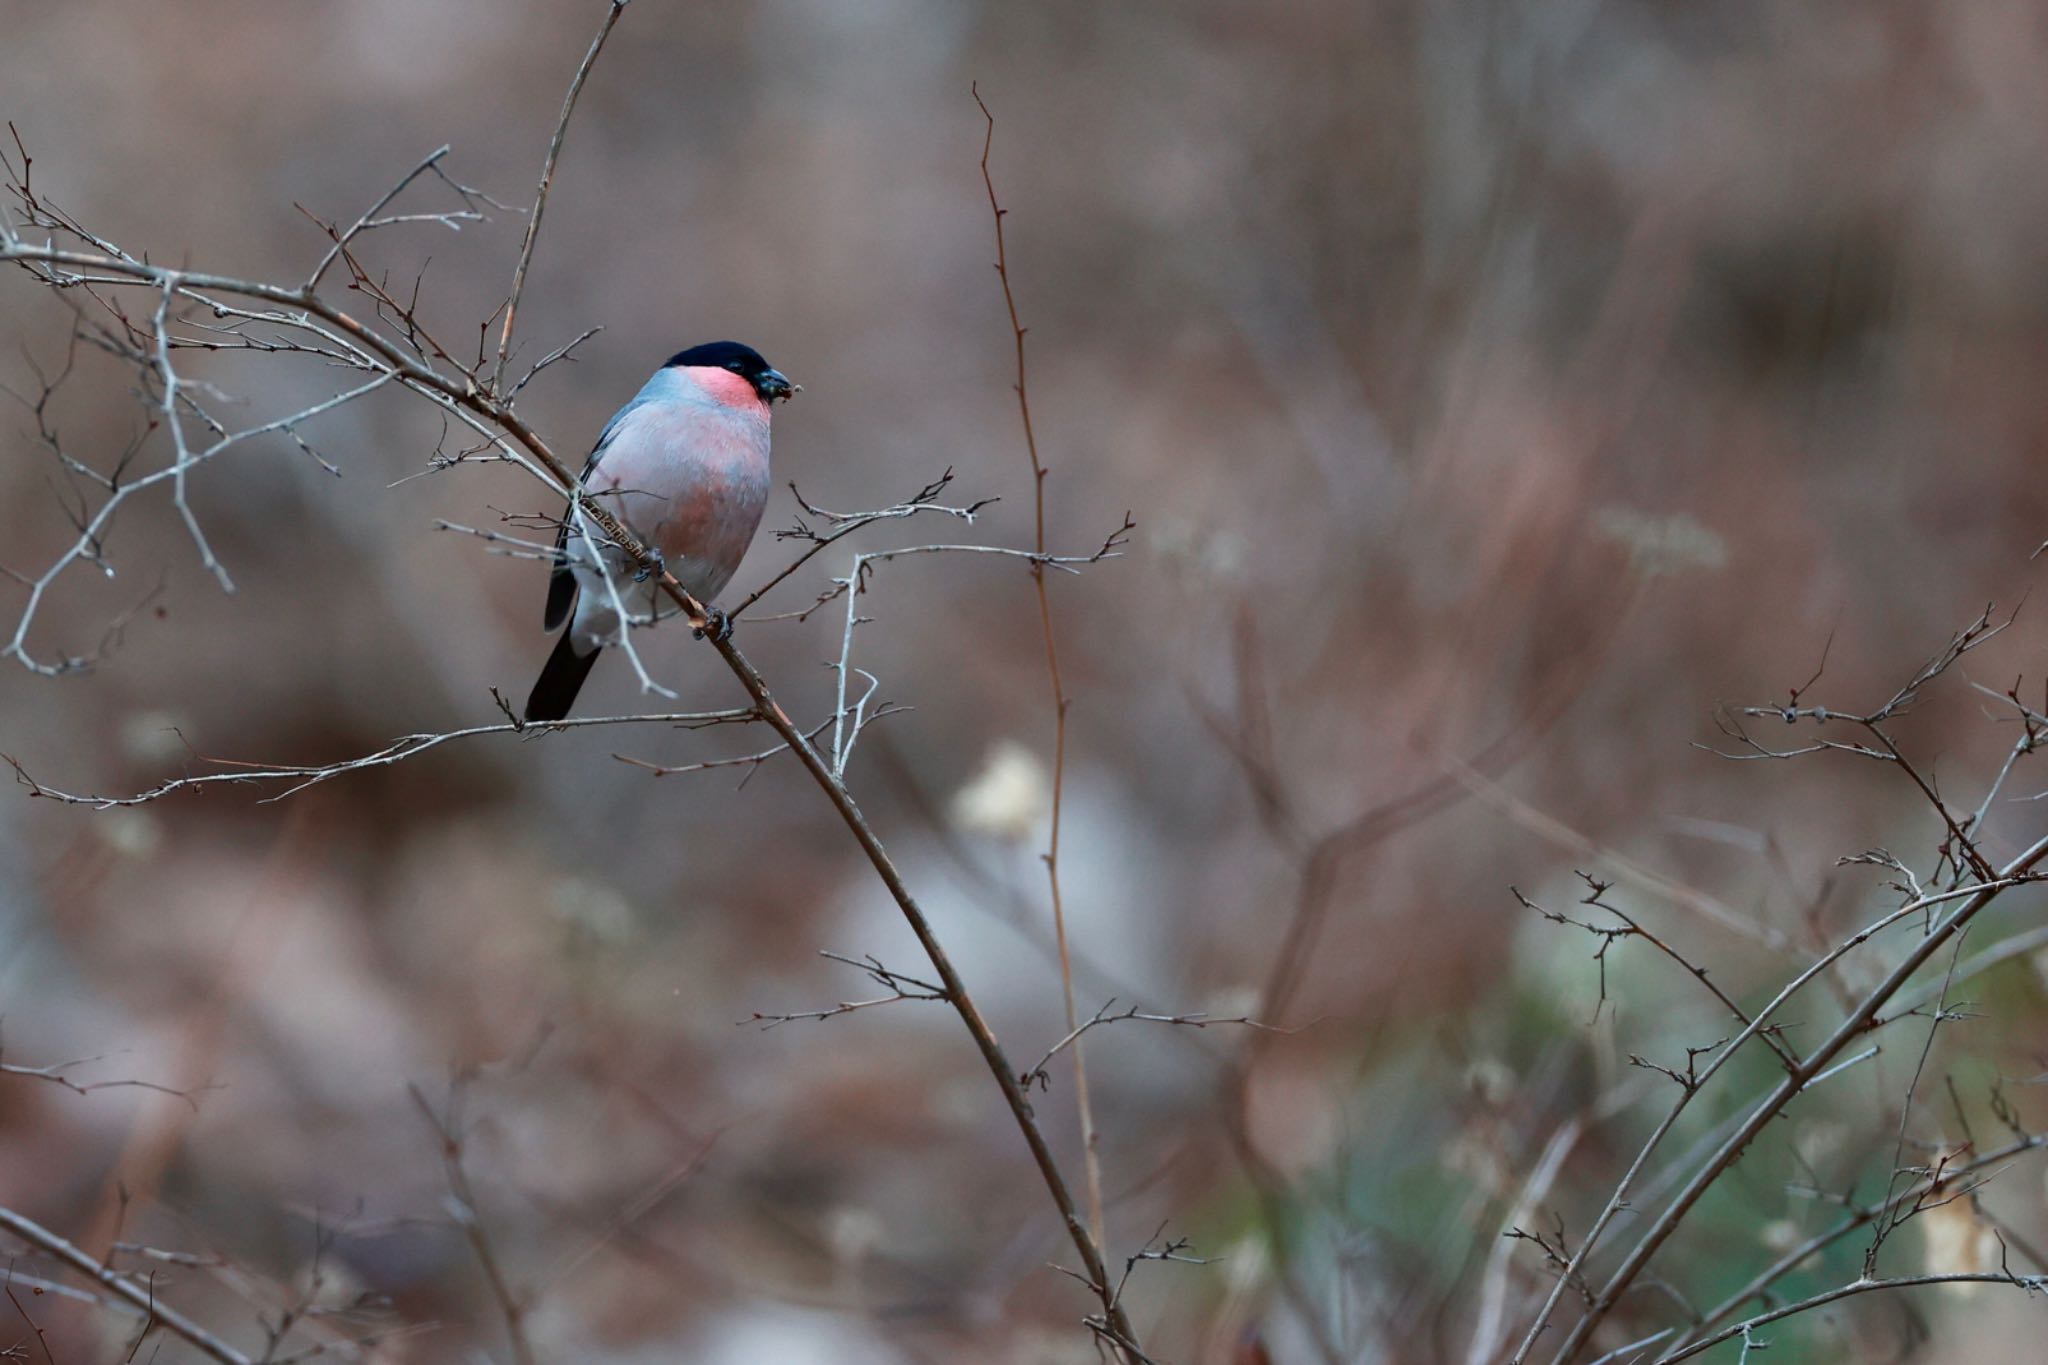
xmin=975 ymin=84 xmax=1109 ymax=1256
xmin=491 ymin=0 xmax=628 ymax=395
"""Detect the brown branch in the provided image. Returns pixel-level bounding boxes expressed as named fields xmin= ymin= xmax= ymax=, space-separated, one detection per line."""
xmin=491 ymin=0 xmax=628 ymax=394
xmin=409 ymin=1083 xmax=536 ymax=1365
xmin=696 ymin=608 xmax=1141 ymax=1348
xmin=975 ymin=81 xmax=1111 ymax=1277
xmin=1 ymin=118 xmax=1143 ymax=1359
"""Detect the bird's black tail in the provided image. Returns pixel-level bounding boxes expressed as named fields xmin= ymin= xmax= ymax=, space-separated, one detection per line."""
xmin=524 ymin=632 xmax=601 ymax=722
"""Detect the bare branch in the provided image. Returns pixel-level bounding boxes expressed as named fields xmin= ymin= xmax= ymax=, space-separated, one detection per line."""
xmin=302 ymin=144 xmax=457 ymax=291
xmin=975 ymin=81 xmax=1114 ymax=1280
xmin=1657 ymin=1272 xmax=2048 ymax=1363
xmin=613 ymin=713 xmax=854 ymax=782
xmin=0 ymin=1044 xmax=206 ymax=1110
xmin=1020 ymin=997 xmax=1292 ymax=1092
xmin=5 ymin=706 xmax=756 ymax=805
xmin=507 ymin=324 xmax=602 ymax=400
xmin=732 ymin=466 xmax=995 ymax=618
xmin=1511 ymin=860 xmax=2048 ymax=1361
xmin=1519 ymin=874 xmax=1799 ymax=1068
xmin=409 ymin=1082 xmax=535 ymax=1365
xmin=743 ymin=951 xmax=950 ymax=1028
xmin=1535 ymin=832 xmax=2048 ymax=1362
xmin=491 ymin=0 xmax=630 ymax=394
xmin=0 ymin=1204 xmax=255 ymax=1365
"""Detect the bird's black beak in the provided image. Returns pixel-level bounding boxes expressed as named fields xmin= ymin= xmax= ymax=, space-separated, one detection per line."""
xmin=758 ymin=368 xmax=798 ymax=403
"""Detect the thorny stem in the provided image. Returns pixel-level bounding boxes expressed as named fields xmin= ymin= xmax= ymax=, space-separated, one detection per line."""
xmin=976 ymin=82 xmax=1109 ymax=1265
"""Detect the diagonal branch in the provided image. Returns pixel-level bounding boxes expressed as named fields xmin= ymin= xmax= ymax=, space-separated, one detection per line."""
xmin=1541 ymin=833 xmax=2048 ymax=1362
xmin=0 ymin=1204 xmax=255 ymax=1365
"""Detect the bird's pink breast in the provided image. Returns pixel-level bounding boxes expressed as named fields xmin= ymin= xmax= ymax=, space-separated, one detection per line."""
xmin=585 ymin=395 xmax=772 ymax=598
xmin=684 ymin=365 xmax=769 ymax=414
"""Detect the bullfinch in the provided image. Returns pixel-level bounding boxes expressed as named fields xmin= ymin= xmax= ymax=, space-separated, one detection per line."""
xmin=522 ymin=340 xmax=795 ymax=722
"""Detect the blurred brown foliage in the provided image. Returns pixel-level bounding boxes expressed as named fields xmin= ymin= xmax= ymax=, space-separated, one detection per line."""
xmin=7 ymin=2 xmax=2048 ymax=1361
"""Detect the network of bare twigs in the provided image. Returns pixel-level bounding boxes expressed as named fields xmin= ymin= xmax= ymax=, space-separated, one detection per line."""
xmin=0 ymin=8 xmax=1210 ymax=1363
xmin=9 ymin=6 xmax=2048 ymax=1365
xmin=1495 ymin=605 xmax=2048 ymax=1364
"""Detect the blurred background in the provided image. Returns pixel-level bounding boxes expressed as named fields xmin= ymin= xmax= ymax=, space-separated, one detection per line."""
xmin=6 ymin=1 xmax=2048 ymax=1360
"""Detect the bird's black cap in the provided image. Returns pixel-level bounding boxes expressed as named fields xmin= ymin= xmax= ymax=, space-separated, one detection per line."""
xmin=665 ymin=340 xmax=772 ymax=374
xmin=664 ymin=340 xmax=795 ymax=402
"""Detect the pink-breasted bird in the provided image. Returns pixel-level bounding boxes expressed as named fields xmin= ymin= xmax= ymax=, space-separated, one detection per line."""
xmin=523 ymin=341 xmax=795 ymax=722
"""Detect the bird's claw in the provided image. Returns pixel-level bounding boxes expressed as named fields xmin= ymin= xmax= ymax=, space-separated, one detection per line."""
xmin=693 ymin=607 xmax=733 ymax=643
xmin=632 ymin=549 xmax=667 ymax=583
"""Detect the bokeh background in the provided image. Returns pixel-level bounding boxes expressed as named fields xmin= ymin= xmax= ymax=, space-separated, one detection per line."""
xmin=6 ymin=2 xmax=2048 ymax=1360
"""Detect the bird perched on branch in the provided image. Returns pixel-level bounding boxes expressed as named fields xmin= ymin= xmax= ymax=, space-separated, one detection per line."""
xmin=523 ymin=341 xmax=796 ymax=722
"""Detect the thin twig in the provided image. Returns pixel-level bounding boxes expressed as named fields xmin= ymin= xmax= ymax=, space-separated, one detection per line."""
xmin=0 ymin=1050 xmax=204 ymax=1109
xmin=1657 ymin=1272 xmax=2048 ymax=1362
xmin=743 ymin=951 xmax=951 ymax=1028
xmin=408 ymin=1084 xmax=535 ymax=1365
xmin=302 ymin=145 xmax=455 ymax=291
xmin=976 ymin=80 xmax=1110 ymax=1272
xmin=491 ymin=0 xmax=629 ymax=394
xmin=735 ymin=467 xmax=994 ymax=619
xmin=1020 ymin=998 xmax=1291 ymax=1091
xmin=0 ymin=1204 xmax=255 ymax=1365
xmin=1466 ymin=1120 xmax=1588 ymax=1365
xmin=5 ymin=707 xmax=756 ymax=805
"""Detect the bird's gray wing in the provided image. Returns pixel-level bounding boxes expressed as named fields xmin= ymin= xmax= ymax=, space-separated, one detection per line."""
xmin=542 ymin=401 xmax=641 ymax=631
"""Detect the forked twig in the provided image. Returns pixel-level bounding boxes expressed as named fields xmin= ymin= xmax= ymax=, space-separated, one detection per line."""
xmin=0 ymin=1204 xmax=255 ymax=1365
